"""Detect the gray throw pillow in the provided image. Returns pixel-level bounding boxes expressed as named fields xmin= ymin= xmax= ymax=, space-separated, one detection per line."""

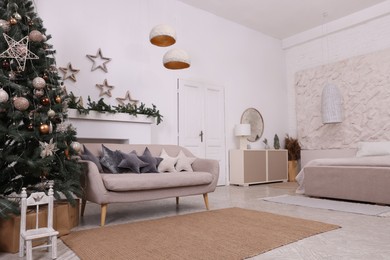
xmin=80 ymin=145 xmax=104 ymax=172
xmin=99 ymin=145 xmax=123 ymax=173
xmin=139 ymin=147 xmax=163 ymax=173
xmin=118 ymin=151 xmax=149 ymax=173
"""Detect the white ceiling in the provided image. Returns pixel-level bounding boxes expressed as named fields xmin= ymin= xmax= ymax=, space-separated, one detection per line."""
xmin=178 ymin=0 xmax=387 ymax=39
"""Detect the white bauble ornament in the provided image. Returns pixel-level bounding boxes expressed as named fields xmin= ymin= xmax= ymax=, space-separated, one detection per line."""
xmin=0 ymin=19 xmax=10 ymax=31
xmin=32 ymin=77 xmax=46 ymax=89
xmin=34 ymin=88 xmax=44 ymax=97
xmin=47 ymin=109 xmax=55 ymax=118
xmin=13 ymin=97 xmax=29 ymax=111
xmin=71 ymin=141 xmax=82 ymax=153
xmin=0 ymin=89 xmax=9 ymax=103
xmin=29 ymin=30 xmax=44 ymax=42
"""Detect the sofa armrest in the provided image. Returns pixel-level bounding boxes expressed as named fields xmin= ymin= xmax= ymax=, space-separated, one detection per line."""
xmin=192 ymin=158 xmax=219 ymax=186
xmin=79 ymin=159 xmax=109 ymax=204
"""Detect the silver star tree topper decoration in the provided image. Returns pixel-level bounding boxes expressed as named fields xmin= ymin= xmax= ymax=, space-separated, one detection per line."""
xmin=0 ymin=33 xmax=39 ymax=71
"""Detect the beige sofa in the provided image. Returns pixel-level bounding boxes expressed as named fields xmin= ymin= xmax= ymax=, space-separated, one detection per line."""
xmin=79 ymin=143 xmax=219 ymax=226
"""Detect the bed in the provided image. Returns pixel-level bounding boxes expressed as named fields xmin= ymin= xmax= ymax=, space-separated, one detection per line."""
xmin=296 ymin=142 xmax=390 ymax=205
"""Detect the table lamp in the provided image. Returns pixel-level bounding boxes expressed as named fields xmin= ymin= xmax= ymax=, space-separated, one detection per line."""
xmin=234 ymin=124 xmax=251 ymax=150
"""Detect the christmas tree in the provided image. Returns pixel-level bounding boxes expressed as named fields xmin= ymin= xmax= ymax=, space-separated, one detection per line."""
xmin=0 ymin=0 xmax=82 ymax=218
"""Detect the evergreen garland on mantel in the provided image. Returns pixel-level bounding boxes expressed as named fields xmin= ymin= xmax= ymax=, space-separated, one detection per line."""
xmin=68 ymin=92 xmax=163 ymax=125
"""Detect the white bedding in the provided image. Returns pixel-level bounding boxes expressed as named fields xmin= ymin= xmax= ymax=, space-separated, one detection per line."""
xmin=296 ymin=155 xmax=390 ymax=194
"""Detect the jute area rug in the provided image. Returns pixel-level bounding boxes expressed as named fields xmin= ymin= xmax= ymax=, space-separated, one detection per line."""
xmin=61 ymin=207 xmax=339 ymax=260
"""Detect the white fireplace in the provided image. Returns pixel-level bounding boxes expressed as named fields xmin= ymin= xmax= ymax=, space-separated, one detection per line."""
xmin=66 ymin=109 xmax=154 ymax=144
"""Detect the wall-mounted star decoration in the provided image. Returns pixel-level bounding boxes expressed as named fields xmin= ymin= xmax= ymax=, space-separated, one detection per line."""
xmin=59 ymin=62 xmax=80 ymax=82
xmin=116 ymin=90 xmax=139 ymax=105
xmin=0 ymin=33 xmax=39 ymax=71
xmin=86 ymin=48 xmax=111 ymax=73
xmin=96 ymin=79 xmax=114 ymax=97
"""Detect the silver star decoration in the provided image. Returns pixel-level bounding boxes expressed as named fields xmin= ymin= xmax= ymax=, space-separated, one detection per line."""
xmin=39 ymin=138 xmax=59 ymax=158
xmin=0 ymin=33 xmax=39 ymax=71
xmin=59 ymin=62 xmax=80 ymax=82
xmin=96 ymin=79 xmax=114 ymax=97
xmin=86 ymin=48 xmax=111 ymax=73
xmin=116 ymin=90 xmax=139 ymax=105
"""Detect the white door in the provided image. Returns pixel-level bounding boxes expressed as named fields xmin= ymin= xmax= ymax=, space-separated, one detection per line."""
xmin=178 ymin=79 xmax=226 ymax=185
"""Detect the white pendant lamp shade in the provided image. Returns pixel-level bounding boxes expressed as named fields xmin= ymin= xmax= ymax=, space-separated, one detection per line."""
xmin=163 ymin=48 xmax=191 ymax=70
xmin=321 ymin=83 xmax=343 ymax=124
xmin=149 ymin=24 xmax=176 ymax=47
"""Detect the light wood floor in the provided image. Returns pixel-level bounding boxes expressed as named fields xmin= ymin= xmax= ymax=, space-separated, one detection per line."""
xmin=2 ymin=182 xmax=390 ymax=259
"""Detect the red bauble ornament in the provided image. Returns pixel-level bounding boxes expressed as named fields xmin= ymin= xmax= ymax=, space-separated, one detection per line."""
xmin=2 ymin=60 xmax=10 ymax=70
xmin=40 ymin=97 xmax=50 ymax=106
xmin=39 ymin=123 xmax=50 ymax=134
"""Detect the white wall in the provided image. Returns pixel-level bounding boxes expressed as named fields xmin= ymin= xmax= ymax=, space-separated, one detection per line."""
xmin=285 ymin=1 xmax=390 ymax=140
xmin=35 ymin=0 xmax=287 ymax=153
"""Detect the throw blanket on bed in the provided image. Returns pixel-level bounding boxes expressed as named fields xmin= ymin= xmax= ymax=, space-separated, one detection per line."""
xmin=296 ymin=155 xmax=390 ymax=194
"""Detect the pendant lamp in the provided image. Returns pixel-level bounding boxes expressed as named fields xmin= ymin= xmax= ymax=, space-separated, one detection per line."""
xmin=163 ymin=48 xmax=191 ymax=70
xmin=321 ymin=83 xmax=343 ymax=124
xmin=149 ymin=24 xmax=176 ymax=47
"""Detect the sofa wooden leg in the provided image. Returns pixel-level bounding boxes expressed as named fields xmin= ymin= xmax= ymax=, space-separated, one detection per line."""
xmin=81 ymin=198 xmax=87 ymax=217
xmin=101 ymin=204 xmax=108 ymax=226
xmin=176 ymin=197 xmax=179 ymax=206
xmin=203 ymin=193 xmax=209 ymax=210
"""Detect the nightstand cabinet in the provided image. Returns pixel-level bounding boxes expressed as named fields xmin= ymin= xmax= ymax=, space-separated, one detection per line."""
xmin=229 ymin=149 xmax=288 ymax=186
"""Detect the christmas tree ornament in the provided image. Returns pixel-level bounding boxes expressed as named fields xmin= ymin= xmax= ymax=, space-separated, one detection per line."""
xmin=13 ymin=12 xmax=22 ymax=20
xmin=13 ymin=97 xmax=29 ymax=111
xmin=42 ymin=73 xmax=49 ymax=80
xmin=39 ymin=123 xmax=50 ymax=134
xmin=71 ymin=141 xmax=82 ymax=153
xmin=9 ymin=17 xmax=17 ymax=25
xmin=27 ymin=123 xmax=34 ymax=131
xmin=49 ymin=121 xmax=53 ymax=133
xmin=0 ymin=19 xmax=10 ymax=31
xmin=0 ymin=89 xmax=9 ymax=103
xmin=59 ymin=62 xmax=80 ymax=82
xmin=96 ymin=79 xmax=114 ymax=97
xmin=47 ymin=109 xmax=55 ymax=117
xmin=39 ymin=138 xmax=59 ymax=157
xmin=86 ymin=48 xmax=111 ymax=73
xmin=0 ymin=33 xmax=39 ymax=71
xmin=2 ymin=60 xmax=10 ymax=70
xmin=32 ymin=76 xmax=46 ymax=89
xmin=116 ymin=90 xmax=139 ymax=105
xmin=40 ymin=96 xmax=50 ymax=106
xmin=55 ymin=95 xmax=61 ymax=103
xmin=33 ymin=88 xmax=44 ymax=97
xmin=29 ymin=30 xmax=44 ymax=42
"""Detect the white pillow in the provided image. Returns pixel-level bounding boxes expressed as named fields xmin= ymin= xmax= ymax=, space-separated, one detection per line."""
xmin=175 ymin=150 xmax=196 ymax=172
xmin=356 ymin=141 xmax=390 ymax=157
xmin=158 ymin=149 xmax=178 ymax=172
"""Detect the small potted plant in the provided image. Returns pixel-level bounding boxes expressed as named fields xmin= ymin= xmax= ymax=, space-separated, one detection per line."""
xmin=284 ymin=134 xmax=301 ymax=182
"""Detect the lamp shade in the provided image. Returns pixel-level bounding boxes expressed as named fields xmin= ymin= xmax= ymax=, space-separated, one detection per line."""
xmin=321 ymin=83 xmax=343 ymax=124
xmin=149 ymin=24 xmax=176 ymax=47
xmin=234 ymin=124 xmax=251 ymax=136
xmin=163 ymin=49 xmax=191 ymax=70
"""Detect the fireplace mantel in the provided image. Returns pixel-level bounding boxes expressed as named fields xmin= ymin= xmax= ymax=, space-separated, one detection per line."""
xmin=67 ymin=109 xmax=153 ymax=144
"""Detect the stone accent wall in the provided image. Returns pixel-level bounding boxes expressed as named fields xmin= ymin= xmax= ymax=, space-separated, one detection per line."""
xmin=295 ymin=47 xmax=390 ymax=149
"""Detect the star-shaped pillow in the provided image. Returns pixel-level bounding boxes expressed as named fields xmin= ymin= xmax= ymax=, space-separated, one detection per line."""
xmin=117 ymin=151 xmax=149 ymax=173
xmin=158 ymin=149 xmax=178 ymax=172
xmin=99 ymin=145 xmax=122 ymax=173
xmin=139 ymin=147 xmax=163 ymax=173
xmin=175 ymin=150 xmax=196 ymax=172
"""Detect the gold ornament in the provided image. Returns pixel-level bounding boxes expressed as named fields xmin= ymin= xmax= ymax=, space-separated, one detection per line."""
xmin=86 ymin=48 xmax=111 ymax=73
xmin=9 ymin=17 xmax=17 ymax=25
xmin=96 ymin=79 xmax=114 ymax=97
xmin=59 ymin=62 xmax=80 ymax=82
xmin=39 ymin=123 xmax=50 ymax=134
xmin=55 ymin=95 xmax=61 ymax=103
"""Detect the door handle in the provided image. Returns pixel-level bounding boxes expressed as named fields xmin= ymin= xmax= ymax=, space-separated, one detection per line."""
xmin=199 ymin=130 xmax=203 ymax=142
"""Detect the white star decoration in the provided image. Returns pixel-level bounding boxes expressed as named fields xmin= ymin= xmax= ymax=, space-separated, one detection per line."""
xmin=96 ymin=79 xmax=114 ymax=97
xmin=86 ymin=48 xmax=111 ymax=73
xmin=39 ymin=138 xmax=59 ymax=158
xmin=59 ymin=62 xmax=80 ymax=82
xmin=0 ymin=33 xmax=39 ymax=71
xmin=116 ymin=90 xmax=139 ymax=105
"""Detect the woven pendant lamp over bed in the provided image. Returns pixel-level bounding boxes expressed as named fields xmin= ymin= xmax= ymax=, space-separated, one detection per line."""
xmin=163 ymin=48 xmax=191 ymax=70
xmin=149 ymin=24 xmax=176 ymax=47
xmin=321 ymin=83 xmax=343 ymax=124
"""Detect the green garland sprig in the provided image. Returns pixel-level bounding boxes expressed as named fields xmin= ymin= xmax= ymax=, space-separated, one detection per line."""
xmin=67 ymin=92 xmax=163 ymax=125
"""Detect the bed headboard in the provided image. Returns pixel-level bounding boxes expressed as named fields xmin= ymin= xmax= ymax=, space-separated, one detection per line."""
xmin=301 ymin=149 xmax=357 ymax=167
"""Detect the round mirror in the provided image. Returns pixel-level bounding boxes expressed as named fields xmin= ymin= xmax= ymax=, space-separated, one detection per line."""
xmin=240 ymin=108 xmax=264 ymax=142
